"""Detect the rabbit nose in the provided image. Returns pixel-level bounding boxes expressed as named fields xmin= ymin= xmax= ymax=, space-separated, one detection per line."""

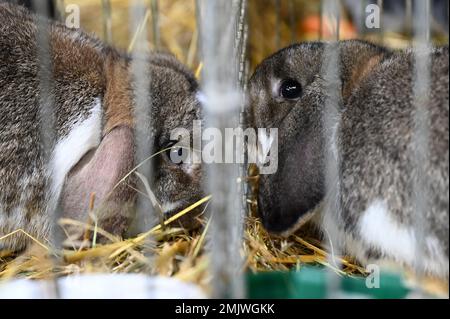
xmin=259 ymin=201 xmax=302 ymax=235
xmin=257 ymin=179 xmax=302 ymax=235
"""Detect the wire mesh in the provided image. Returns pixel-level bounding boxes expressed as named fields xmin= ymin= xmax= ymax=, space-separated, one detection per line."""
xmin=0 ymin=0 xmax=448 ymax=299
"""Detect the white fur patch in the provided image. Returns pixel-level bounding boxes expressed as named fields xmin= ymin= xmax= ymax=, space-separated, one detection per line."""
xmin=182 ymin=162 xmax=200 ymax=177
xmin=181 ymin=149 xmax=201 ymax=176
xmin=271 ymin=79 xmax=282 ymax=97
xmin=49 ymin=98 xmax=102 ymax=201
xmin=161 ymin=201 xmax=182 ymax=214
xmin=257 ymin=130 xmax=274 ymax=165
xmin=359 ymin=199 xmax=448 ymax=277
xmin=359 ymin=200 xmax=416 ymax=264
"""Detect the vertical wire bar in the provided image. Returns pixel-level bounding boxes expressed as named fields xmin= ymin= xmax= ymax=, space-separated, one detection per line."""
xmin=234 ymin=0 xmax=246 ymax=218
xmin=33 ymin=0 xmax=55 ymax=169
xmin=275 ymin=0 xmax=282 ymax=48
xmin=129 ymin=0 xmax=157 ymax=251
xmin=447 ymin=0 xmax=450 ymax=37
xmin=101 ymin=0 xmax=113 ymax=44
xmin=200 ymin=0 xmax=244 ymax=299
xmin=234 ymin=0 xmax=246 ymax=68
xmin=360 ymin=0 xmax=367 ymax=38
xmin=353 ymin=0 xmax=365 ymax=36
xmin=53 ymin=0 xmax=65 ymax=22
xmin=150 ymin=0 xmax=161 ymax=50
xmin=405 ymin=0 xmax=413 ymax=38
xmin=195 ymin=0 xmax=203 ymax=60
xmin=321 ymin=0 xmax=340 ymax=41
xmin=241 ymin=22 xmax=250 ymax=220
xmin=241 ymin=7 xmax=250 ymax=222
xmin=235 ymin=0 xmax=249 ymax=227
xmin=412 ymin=0 xmax=431 ymax=285
xmin=336 ymin=1 xmax=340 ymax=40
xmin=31 ymin=0 xmax=61 ymax=299
xmin=319 ymin=0 xmax=324 ymax=41
xmin=287 ymin=0 xmax=297 ymax=44
xmin=232 ymin=0 xmax=247 ymax=223
xmin=444 ymin=1 xmax=450 ymax=37
xmin=320 ymin=0 xmax=344 ymax=298
xmin=377 ymin=0 xmax=384 ymax=43
xmin=319 ymin=0 xmax=323 ymax=40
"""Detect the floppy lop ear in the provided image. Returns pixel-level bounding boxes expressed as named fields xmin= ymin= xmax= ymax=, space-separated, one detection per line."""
xmin=61 ymin=55 xmax=137 ymax=236
xmin=61 ymin=126 xmax=136 ymax=236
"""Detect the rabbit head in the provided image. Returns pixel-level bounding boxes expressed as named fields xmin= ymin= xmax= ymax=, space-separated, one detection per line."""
xmin=247 ymin=40 xmax=387 ymax=235
xmin=143 ymin=54 xmax=204 ymax=230
xmin=61 ymin=52 xmax=204 ymax=237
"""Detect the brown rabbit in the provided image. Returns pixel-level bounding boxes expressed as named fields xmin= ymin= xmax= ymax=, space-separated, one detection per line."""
xmin=0 ymin=4 xmax=204 ymax=251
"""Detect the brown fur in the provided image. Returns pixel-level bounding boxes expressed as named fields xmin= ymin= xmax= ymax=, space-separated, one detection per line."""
xmin=0 ymin=4 xmax=203 ymax=251
xmin=103 ymin=54 xmax=135 ymax=135
xmin=342 ymin=54 xmax=384 ymax=101
xmin=51 ymin=27 xmax=105 ymax=91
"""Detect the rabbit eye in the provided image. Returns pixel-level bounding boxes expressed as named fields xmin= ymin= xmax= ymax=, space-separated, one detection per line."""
xmin=280 ymin=79 xmax=302 ymax=100
xmin=165 ymin=141 xmax=189 ymax=165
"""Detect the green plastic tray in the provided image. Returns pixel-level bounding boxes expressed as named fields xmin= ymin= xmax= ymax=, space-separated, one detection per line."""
xmin=246 ymin=266 xmax=413 ymax=299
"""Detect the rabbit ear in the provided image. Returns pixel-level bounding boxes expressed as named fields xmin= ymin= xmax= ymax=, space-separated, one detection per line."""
xmin=62 ymin=54 xmax=137 ymax=235
xmin=61 ymin=125 xmax=136 ymax=235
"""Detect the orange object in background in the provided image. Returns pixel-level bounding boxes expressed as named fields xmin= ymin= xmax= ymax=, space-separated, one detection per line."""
xmin=299 ymin=15 xmax=358 ymax=40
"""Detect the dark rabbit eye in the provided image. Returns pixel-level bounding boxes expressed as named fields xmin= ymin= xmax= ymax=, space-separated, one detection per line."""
xmin=280 ymin=79 xmax=302 ymax=100
xmin=165 ymin=141 xmax=189 ymax=165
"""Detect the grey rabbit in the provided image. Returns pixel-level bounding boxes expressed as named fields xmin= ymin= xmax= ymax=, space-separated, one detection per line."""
xmin=0 ymin=3 xmax=203 ymax=251
xmin=247 ymin=40 xmax=449 ymax=279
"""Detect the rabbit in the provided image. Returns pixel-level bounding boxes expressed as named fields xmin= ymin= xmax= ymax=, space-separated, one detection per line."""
xmin=247 ymin=40 xmax=449 ymax=279
xmin=0 ymin=3 xmax=204 ymax=252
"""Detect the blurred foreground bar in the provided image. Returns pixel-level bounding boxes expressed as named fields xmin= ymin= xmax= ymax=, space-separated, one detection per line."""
xmin=200 ymin=0 xmax=245 ymax=299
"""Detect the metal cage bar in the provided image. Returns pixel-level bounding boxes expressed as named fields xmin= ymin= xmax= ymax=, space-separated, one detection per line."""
xmin=150 ymin=0 xmax=161 ymax=50
xmin=275 ymin=0 xmax=282 ymax=48
xmin=320 ymin=0 xmax=345 ymax=298
xmin=377 ymin=0 xmax=384 ymax=42
xmin=101 ymin=0 xmax=113 ymax=44
xmin=1 ymin=0 xmax=447 ymax=299
xmin=128 ymin=0 xmax=159 ymax=243
xmin=412 ymin=0 xmax=432 ymax=283
xmin=235 ymin=0 xmax=250 ymax=227
xmin=31 ymin=0 xmax=62 ymax=299
xmin=199 ymin=0 xmax=245 ymax=299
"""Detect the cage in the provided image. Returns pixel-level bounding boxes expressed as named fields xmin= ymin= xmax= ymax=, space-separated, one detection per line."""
xmin=0 ymin=0 xmax=449 ymax=299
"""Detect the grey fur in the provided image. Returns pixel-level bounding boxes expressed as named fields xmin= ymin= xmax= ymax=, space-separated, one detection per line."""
xmin=0 ymin=4 xmax=203 ymax=251
xmin=248 ymin=40 xmax=449 ymax=278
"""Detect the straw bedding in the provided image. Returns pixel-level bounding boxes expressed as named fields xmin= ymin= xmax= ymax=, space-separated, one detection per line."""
xmin=1 ymin=0 xmax=448 ymax=298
